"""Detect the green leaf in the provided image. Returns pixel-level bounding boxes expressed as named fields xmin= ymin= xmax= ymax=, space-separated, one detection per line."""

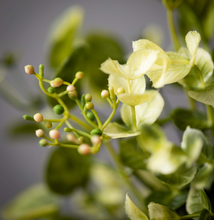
xmin=119 ymin=138 xmax=147 ymax=170
xmin=188 ymin=78 xmax=214 ymax=107
xmin=193 ymin=163 xmax=214 ymax=189
xmin=181 ymin=127 xmax=203 ymax=168
xmin=203 ymin=2 xmax=214 ymax=40
xmin=171 ymin=108 xmax=209 ymax=131
xmin=46 ymin=147 xmax=91 ymax=195
xmin=186 ymin=184 xmax=211 ymax=214
xmin=168 ymin=192 xmax=188 ymax=210
xmin=148 ymin=202 xmax=180 ymax=220
xmin=85 ymin=33 xmax=125 ymax=100
xmin=125 ymin=194 xmax=149 ymax=220
xmin=199 ymin=209 xmax=212 ymax=220
xmin=157 ymin=164 xmax=197 ymax=188
xmin=1 ymin=184 xmax=59 ymax=220
xmin=47 ymin=43 xmax=88 ymax=109
xmin=139 ymin=124 xmax=167 ymax=153
xmin=48 ymin=6 xmax=84 ymax=68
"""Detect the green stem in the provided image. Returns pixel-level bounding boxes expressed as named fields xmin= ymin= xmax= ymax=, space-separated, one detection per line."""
xmin=65 ymin=126 xmax=91 ymax=139
xmin=101 ymin=100 xmax=119 ymax=131
xmin=68 ymin=114 xmax=92 ymax=131
xmin=104 ymin=141 xmax=146 ymax=211
xmin=91 ymin=109 xmax=102 ymax=129
xmin=131 ymin=106 xmax=137 ymax=131
xmin=50 ymin=142 xmax=78 ymax=149
xmin=167 ymin=9 xmax=180 ymax=51
xmin=75 ymin=99 xmax=98 ymax=129
xmin=184 ymin=90 xmax=196 ymax=110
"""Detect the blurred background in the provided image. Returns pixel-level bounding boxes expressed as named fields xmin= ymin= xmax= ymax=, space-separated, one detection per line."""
xmin=0 ymin=0 xmax=186 ymax=214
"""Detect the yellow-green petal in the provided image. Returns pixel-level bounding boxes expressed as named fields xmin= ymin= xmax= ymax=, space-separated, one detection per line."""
xmin=103 ymin=123 xmax=140 ymax=139
xmin=118 ymin=90 xmax=157 ymax=106
xmin=100 ymin=58 xmax=125 ymax=78
xmin=185 ymin=31 xmax=201 ymax=67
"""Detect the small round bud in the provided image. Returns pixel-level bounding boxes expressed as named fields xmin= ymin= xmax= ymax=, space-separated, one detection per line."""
xmin=39 ymin=139 xmax=48 ymax=147
xmin=47 ymin=87 xmax=56 ymax=94
xmin=91 ymin=135 xmax=102 ymax=145
xmin=68 ymin=91 xmax=78 ymax=99
xmin=35 ymin=129 xmax=44 ymax=137
xmin=75 ymin=71 xmax=84 ymax=79
xmin=49 ymin=129 xmax=60 ymax=139
xmin=45 ymin=121 xmax=52 ymax=129
xmin=86 ymin=111 xmax=95 ymax=121
xmin=23 ymin=115 xmax=34 ymax=121
xmin=90 ymin=128 xmax=102 ymax=136
xmin=86 ymin=102 xmax=94 ymax=110
xmin=50 ymin=77 xmax=63 ymax=88
xmin=24 ymin=65 xmax=34 ymax=74
xmin=78 ymin=144 xmax=91 ymax=155
xmin=53 ymin=104 xmax=64 ymax=115
xmin=85 ymin=94 xmax=92 ymax=102
xmin=108 ymin=86 xmax=114 ymax=93
xmin=33 ymin=113 xmax=43 ymax=122
xmin=117 ymin=87 xmax=125 ymax=94
xmin=78 ymin=136 xmax=85 ymax=144
xmin=66 ymin=85 xmax=76 ymax=92
xmin=67 ymin=133 xmax=77 ymax=143
xmin=101 ymin=90 xmax=109 ymax=98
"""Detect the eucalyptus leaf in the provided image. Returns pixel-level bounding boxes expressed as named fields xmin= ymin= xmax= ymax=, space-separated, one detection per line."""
xmin=1 ymin=184 xmax=59 ymax=220
xmin=119 ymin=138 xmax=147 ymax=170
xmin=181 ymin=127 xmax=203 ymax=168
xmin=193 ymin=163 xmax=214 ymax=189
xmin=188 ymin=78 xmax=214 ymax=107
xmin=148 ymin=202 xmax=180 ymax=220
xmin=48 ymin=6 xmax=84 ymax=68
xmin=125 ymin=194 xmax=149 ymax=220
xmin=186 ymin=184 xmax=211 ymax=214
xmin=46 ymin=147 xmax=91 ymax=195
xmin=157 ymin=164 xmax=197 ymax=188
xmin=171 ymin=108 xmax=209 ymax=131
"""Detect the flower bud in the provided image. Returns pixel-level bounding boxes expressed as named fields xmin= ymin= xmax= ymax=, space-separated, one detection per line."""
xmin=53 ymin=104 xmax=64 ymax=115
xmin=49 ymin=129 xmax=60 ymax=139
xmin=39 ymin=139 xmax=48 ymax=147
xmin=33 ymin=113 xmax=43 ymax=122
xmin=23 ymin=115 xmax=35 ymax=121
xmin=86 ymin=102 xmax=94 ymax=110
xmin=85 ymin=93 xmax=92 ymax=102
xmin=75 ymin=71 xmax=84 ymax=79
xmin=78 ymin=144 xmax=91 ymax=155
xmin=101 ymin=90 xmax=109 ymax=98
xmin=39 ymin=64 xmax=44 ymax=78
xmin=117 ymin=87 xmax=125 ymax=94
xmin=66 ymin=85 xmax=76 ymax=92
xmin=109 ymin=86 xmax=115 ymax=99
xmin=68 ymin=91 xmax=78 ymax=99
xmin=81 ymin=94 xmax=86 ymax=107
xmin=45 ymin=121 xmax=52 ymax=128
xmin=24 ymin=65 xmax=34 ymax=74
xmin=50 ymin=77 xmax=63 ymax=88
xmin=86 ymin=111 xmax=95 ymax=121
xmin=67 ymin=133 xmax=77 ymax=143
xmin=91 ymin=135 xmax=102 ymax=145
xmin=35 ymin=129 xmax=44 ymax=137
xmin=47 ymin=87 xmax=56 ymax=94
xmin=90 ymin=128 xmax=102 ymax=136
xmin=78 ymin=136 xmax=85 ymax=144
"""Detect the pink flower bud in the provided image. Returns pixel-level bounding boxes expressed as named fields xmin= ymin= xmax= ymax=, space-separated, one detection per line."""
xmin=91 ymin=135 xmax=101 ymax=145
xmin=78 ymin=144 xmax=91 ymax=155
xmin=33 ymin=113 xmax=43 ymax=122
xmin=101 ymin=90 xmax=109 ymax=98
xmin=49 ymin=129 xmax=60 ymax=139
xmin=35 ymin=129 xmax=44 ymax=137
xmin=24 ymin=65 xmax=34 ymax=74
xmin=66 ymin=85 xmax=76 ymax=92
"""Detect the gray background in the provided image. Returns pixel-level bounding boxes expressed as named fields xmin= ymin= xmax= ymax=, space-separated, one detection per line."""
xmin=0 ymin=0 xmax=187 ymax=212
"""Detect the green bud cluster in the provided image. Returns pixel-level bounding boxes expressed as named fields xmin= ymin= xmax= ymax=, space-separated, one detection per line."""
xmin=47 ymin=87 xmax=56 ymax=94
xmin=90 ymin=128 xmax=102 ymax=136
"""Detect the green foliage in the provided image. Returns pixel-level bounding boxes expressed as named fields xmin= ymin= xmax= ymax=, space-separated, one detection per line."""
xmin=171 ymin=108 xmax=209 ymax=131
xmin=1 ymin=184 xmax=59 ymax=220
xmin=186 ymin=184 xmax=212 ymax=214
xmin=45 ymin=148 xmax=91 ymax=195
xmin=119 ymin=138 xmax=147 ymax=170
